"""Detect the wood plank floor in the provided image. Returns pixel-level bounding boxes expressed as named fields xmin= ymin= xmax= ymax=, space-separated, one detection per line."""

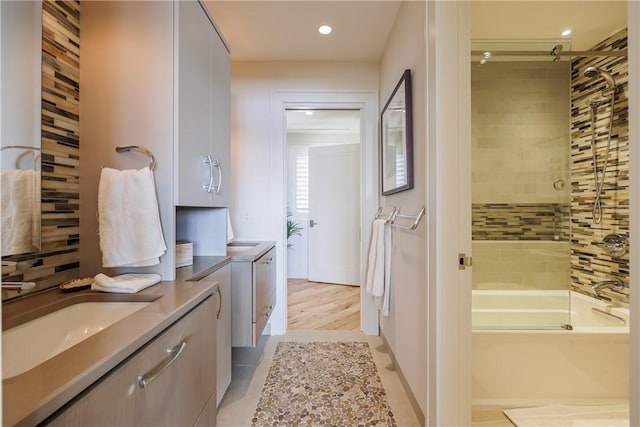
xmin=287 ymin=279 xmax=360 ymax=330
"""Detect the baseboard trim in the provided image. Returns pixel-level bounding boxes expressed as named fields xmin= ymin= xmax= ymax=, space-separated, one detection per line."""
xmin=380 ymin=331 xmax=426 ymax=426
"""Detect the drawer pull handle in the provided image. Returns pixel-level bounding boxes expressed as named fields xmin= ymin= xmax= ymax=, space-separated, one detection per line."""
xmin=215 ymin=285 xmax=222 ymax=320
xmin=138 ymin=340 xmax=187 ymax=389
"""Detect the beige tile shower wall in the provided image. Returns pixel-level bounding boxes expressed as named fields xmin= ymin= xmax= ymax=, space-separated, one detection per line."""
xmin=1 ymin=0 xmax=80 ymax=297
xmin=472 ymin=241 xmax=570 ymax=291
xmin=570 ymin=29 xmax=629 ymax=305
xmin=472 ymin=61 xmax=571 ymax=204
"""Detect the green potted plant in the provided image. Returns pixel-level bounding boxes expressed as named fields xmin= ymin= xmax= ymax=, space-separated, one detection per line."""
xmin=287 ymin=209 xmax=303 ymax=249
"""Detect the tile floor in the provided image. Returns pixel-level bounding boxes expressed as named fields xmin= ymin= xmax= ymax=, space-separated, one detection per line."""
xmin=216 ymin=330 xmax=422 ymax=427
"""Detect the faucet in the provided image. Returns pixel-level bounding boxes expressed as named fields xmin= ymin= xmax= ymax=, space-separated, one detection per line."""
xmin=591 ymin=280 xmax=625 ymax=296
xmin=1 ymin=282 xmax=36 ymax=292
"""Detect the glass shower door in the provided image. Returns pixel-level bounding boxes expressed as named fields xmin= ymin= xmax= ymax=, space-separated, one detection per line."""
xmin=470 ymin=41 xmax=572 ymax=330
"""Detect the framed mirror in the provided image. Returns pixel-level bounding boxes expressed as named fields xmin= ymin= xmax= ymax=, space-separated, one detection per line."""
xmin=380 ymin=69 xmax=413 ymax=196
xmin=1 ymin=0 xmax=42 ymax=256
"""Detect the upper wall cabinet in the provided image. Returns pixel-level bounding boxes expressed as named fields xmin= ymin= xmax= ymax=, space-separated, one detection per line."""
xmin=176 ymin=1 xmax=230 ymax=207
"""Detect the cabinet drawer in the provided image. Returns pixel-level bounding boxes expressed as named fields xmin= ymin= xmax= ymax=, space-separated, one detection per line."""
xmin=253 ymin=290 xmax=276 ymax=347
xmin=254 ymin=247 xmax=276 ymax=322
xmin=46 ymin=295 xmax=217 ymax=426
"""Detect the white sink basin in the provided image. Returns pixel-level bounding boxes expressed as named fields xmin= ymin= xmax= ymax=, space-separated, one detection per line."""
xmin=2 ymin=302 xmax=150 ymax=379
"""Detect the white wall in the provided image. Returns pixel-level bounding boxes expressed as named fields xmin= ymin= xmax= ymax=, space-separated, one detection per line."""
xmin=229 ymin=61 xmax=379 ymax=334
xmin=378 ymin=0 xmax=427 ymax=417
xmin=230 ymin=61 xmax=378 ymax=239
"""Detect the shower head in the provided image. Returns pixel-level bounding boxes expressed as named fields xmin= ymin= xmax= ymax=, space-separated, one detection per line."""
xmin=584 ymin=66 xmax=617 ymax=92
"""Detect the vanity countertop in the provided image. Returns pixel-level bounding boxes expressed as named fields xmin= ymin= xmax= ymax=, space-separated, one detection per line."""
xmin=226 ymin=240 xmax=276 ymax=262
xmin=2 ymin=255 xmax=231 ymax=427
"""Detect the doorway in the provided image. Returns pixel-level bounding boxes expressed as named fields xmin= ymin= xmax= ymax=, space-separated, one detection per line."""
xmin=285 ymin=109 xmax=361 ymax=330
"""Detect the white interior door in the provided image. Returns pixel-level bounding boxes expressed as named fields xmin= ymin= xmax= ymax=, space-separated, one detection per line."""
xmin=307 ymin=144 xmax=360 ymax=285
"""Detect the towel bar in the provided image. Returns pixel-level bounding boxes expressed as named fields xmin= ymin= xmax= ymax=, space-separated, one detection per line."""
xmin=116 ymin=145 xmax=156 ymax=170
xmin=0 ymin=145 xmax=41 ymax=152
xmin=375 ymin=205 xmax=426 ymax=231
xmin=1 ymin=145 xmax=41 ymax=170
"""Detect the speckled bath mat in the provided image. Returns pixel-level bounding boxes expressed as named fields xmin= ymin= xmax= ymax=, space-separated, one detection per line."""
xmin=251 ymin=341 xmax=397 ymax=426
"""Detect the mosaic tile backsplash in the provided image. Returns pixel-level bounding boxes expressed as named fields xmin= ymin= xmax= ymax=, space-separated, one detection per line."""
xmin=1 ymin=0 xmax=80 ymax=299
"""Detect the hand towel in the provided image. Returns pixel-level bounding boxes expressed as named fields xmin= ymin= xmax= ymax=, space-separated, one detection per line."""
xmin=98 ymin=167 xmax=167 ymax=267
xmin=92 ymin=273 xmax=161 ymax=293
xmin=365 ymin=219 xmax=386 ymax=297
xmin=375 ymin=222 xmax=393 ymax=317
xmin=1 ymin=169 xmax=40 ymax=256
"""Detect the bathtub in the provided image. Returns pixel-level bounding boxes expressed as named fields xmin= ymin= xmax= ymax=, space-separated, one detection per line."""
xmin=472 ymin=290 xmax=629 ymax=406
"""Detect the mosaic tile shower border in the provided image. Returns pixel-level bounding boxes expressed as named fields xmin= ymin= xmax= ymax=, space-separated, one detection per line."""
xmin=2 ymin=0 xmax=80 ymax=297
xmin=252 ymin=341 xmax=397 ymax=427
xmin=472 ymin=203 xmax=570 ymax=241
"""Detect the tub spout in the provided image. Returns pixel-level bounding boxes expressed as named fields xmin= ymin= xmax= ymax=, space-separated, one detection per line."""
xmin=591 ymin=280 xmax=625 ymax=296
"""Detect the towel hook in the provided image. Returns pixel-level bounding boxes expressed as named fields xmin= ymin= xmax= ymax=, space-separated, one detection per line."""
xmin=116 ymin=146 xmax=156 ymax=170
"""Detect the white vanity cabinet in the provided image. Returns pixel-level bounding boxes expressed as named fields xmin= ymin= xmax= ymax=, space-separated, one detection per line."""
xmin=231 ymin=247 xmax=277 ymax=347
xmin=176 ymin=0 xmax=230 ymax=208
xmin=46 ymin=293 xmax=219 ymax=426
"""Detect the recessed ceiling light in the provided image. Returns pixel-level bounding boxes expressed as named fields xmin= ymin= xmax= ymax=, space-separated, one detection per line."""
xmin=304 ymin=111 xmax=314 ymax=116
xmin=561 ymin=29 xmax=572 ymax=37
xmin=318 ymin=25 xmax=332 ymax=35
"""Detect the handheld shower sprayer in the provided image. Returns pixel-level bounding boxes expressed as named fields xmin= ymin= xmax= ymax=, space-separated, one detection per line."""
xmin=583 ymin=66 xmax=617 ymax=224
xmin=584 ymin=66 xmax=618 ymax=94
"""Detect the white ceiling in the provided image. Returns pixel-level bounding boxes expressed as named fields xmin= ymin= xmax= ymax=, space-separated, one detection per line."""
xmin=205 ymin=1 xmax=627 ymax=62
xmin=204 ymin=1 xmax=402 ymax=61
xmin=204 ymin=1 xmax=627 ymax=131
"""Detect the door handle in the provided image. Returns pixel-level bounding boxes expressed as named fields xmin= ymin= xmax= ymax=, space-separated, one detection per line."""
xmin=309 ymin=219 xmax=318 ymax=227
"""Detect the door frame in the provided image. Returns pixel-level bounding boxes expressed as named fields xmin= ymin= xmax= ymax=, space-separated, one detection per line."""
xmin=270 ymin=91 xmax=379 ymax=335
xmin=426 ymin=1 xmax=472 ymax=425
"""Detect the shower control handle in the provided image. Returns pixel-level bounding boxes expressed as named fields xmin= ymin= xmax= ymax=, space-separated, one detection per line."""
xmin=309 ymin=219 xmax=318 ymax=228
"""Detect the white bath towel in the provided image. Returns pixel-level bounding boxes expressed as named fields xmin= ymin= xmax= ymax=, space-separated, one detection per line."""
xmin=92 ymin=273 xmax=161 ymax=294
xmin=365 ymin=218 xmax=392 ymax=316
xmin=98 ymin=167 xmax=167 ymax=267
xmin=1 ymin=169 xmax=40 ymax=256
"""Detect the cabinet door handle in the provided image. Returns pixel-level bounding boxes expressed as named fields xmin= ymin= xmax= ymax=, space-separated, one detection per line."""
xmin=213 ymin=158 xmax=222 ymax=195
xmin=137 ymin=340 xmax=187 ymax=389
xmin=203 ymin=154 xmax=215 ymax=193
